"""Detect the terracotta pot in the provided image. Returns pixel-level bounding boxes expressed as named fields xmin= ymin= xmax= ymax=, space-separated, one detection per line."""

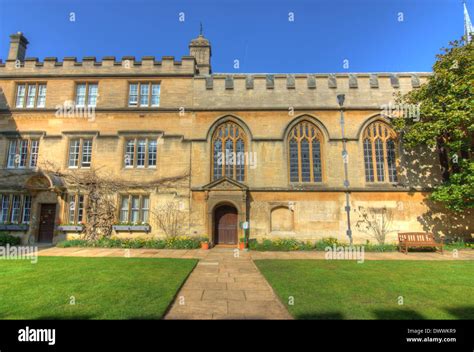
xmin=239 ymin=242 xmax=245 ymax=250
xmin=201 ymin=242 xmax=209 ymax=250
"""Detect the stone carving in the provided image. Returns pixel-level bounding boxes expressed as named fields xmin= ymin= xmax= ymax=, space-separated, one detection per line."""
xmin=349 ymin=74 xmax=358 ymax=88
xmin=205 ymin=76 xmax=213 ymax=89
xmin=390 ymin=74 xmax=400 ymax=88
xmin=328 ymin=74 xmax=337 ymax=88
xmin=307 ymin=75 xmax=316 ymax=89
xmin=245 ymin=76 xmax=254 ymax=89
xmin=369 ymin=74 xmax=379 ymax=88
xmin=287 ymin=74 xmax=296 ymax=89
xmin=225 ymin=75 xmax=234 ymax=90
xmin=266 ymin=75 xmax=274 ymax=89
xmin=411 ymin=74 xmax=420 ymax=88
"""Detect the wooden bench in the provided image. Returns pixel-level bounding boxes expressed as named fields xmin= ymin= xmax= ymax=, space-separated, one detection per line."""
xmin=398 ymin=232 xmax=444 ymax=254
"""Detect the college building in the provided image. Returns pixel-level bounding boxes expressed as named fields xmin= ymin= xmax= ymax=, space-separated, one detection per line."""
xmin=0 ymin=32 xmax=470 ymax=245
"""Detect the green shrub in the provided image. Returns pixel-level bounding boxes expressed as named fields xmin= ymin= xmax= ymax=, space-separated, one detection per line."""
xmin=363 ymin=243 xmax=398 ymax=252
xmin=56 ymin=239 xmax=89 ymax=248
xmin=444 ymin=239 xmax=471 ymax=251
xmin=0 ymin=233 xmax=21 ymax=246
xmin=249 ymin=237 xmax=401 ymax=252
xmin=249 ymin=238 xmax=313 ymax=251
xmin=56 ymin=236 xmax=207 ymax=249
xmin=314 ymin=237 xmax=343 ymax=250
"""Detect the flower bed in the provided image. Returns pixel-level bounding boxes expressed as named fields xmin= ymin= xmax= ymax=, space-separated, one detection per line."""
xmin=249 ymin=237 xmax=471 ymax=252
xmin=57 ymin=236 xmax=207 ymax=249
xmin=249 ymin=237 xmax=398 ymax=252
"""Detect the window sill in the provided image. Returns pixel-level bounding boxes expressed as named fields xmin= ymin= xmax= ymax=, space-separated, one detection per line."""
xmin=364 ymin=182 xmax=400 ymax=187
xmin=4 ymin=167 xmax=37 ymax=171
xmin=113 ymin=224 xmax=151 ymax=233
xmin=126 ymin=106 xmax=160 ymax=109
xmin=122 ymin=167 xmax=158 ymax=171
xmin=289 ymin=182 xmax=328 ymax=190
xmin=13 ymin=107 xmax=46 ymax=110
xmin=57 ymin=225 xmax=83 ymax=232
xmin=0 ymin=224 xmax=29 ymax=231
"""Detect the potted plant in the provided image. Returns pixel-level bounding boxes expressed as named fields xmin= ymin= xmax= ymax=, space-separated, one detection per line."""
xmin=239 ymin=237 xmax=246 ymax=250
xmin=201 ymin=239 xmax=209 ymax=250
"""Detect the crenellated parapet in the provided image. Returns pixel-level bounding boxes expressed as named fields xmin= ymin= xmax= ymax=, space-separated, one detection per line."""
xmin=0 ymin=56 xmax=197 ymax=77
xmin=191 ymin=73 xmax=431 ymax=109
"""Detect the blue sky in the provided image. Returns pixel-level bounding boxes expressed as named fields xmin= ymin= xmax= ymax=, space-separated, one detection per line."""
xmin=0 ymin=0 xmax=470 ymax=73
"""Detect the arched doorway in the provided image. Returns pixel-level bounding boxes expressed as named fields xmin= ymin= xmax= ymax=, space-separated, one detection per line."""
xmin=214 ymin=204 xmax=238 ymax=245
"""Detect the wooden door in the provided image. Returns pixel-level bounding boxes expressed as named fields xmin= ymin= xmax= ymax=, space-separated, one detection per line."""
xmin=214 ymin=205 xmax=238 ymax=245
xmin=38 ymin=204 xmax=56 ymax=243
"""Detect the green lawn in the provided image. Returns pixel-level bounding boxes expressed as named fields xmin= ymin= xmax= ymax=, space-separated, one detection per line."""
xmin=255 ymin=260 xmax=474 ymax=320
xmin=0 ymin=256 xmax=197 ymax=319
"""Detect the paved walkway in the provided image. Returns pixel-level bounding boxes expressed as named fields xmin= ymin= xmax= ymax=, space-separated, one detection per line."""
xmin=164 ymin=248 xmax=292 ymax=320
xmin=37 ymin=246 xmax=474 ymax=261
xmin=37 ymin=247 xmax=209 ymax=259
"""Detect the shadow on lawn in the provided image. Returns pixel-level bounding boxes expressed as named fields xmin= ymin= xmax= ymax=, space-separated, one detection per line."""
xmin=372 ymin=309 xmax=425 ymax=320
xmin=298 ymin=310 xmax=426 ymax=320
xmin=34 ymin=315 xmax=162 ymax=320
xmin=297 ymin=312 xmax=345 ymax=320
xmin=35 ymin=315 xmax=96 ymax=320
xmin=444 ymin=306 xmax=474 ymax=320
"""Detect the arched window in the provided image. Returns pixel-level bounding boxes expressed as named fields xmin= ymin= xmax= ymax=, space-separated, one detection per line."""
xmin=212 ymin=121 xmax=246 ymax=182
xmin=288 ymin=121 xmax=323 ymax=183
xmin=362 ymin=121 xmax=398 ymax=183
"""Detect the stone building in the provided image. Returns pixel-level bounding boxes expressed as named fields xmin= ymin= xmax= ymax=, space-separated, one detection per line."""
xmin=0 ymin=32 xmax=468 ymax=245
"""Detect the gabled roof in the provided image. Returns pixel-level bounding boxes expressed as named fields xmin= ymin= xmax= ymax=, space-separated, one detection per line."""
xmin=202 ymin=176 xmax=248 ymax=191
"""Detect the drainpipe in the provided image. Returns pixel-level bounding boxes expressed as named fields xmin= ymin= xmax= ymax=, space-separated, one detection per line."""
xmin=337 ymin=94 xmax=353 ymax=245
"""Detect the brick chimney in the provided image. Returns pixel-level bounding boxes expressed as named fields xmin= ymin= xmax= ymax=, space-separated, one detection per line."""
xmin=8 ymin=32 xmax=29 ymax=62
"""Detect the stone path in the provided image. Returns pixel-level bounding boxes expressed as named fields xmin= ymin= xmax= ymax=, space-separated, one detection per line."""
xmin=250 ymin=249 xmax=474 ymax=261
xmin=164 ymin=248 xmax=292 ymax=320
xmin=37 ymin=247 xmax=209 ymax=259
xmin=37 ymin=246 xmax=474 ymax=261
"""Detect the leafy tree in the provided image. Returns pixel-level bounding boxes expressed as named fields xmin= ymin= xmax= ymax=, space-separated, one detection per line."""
xmin=393 ymin=38 xmax=473 ymax=212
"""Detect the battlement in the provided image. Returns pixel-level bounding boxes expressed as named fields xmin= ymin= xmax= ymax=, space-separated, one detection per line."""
xmin=201 ymin=72 xmax=429 ymax=89
xmin=190 ymin=73 xmax=431 ymax=109
xmin=0 ymin=56 xmax=197 ymax=77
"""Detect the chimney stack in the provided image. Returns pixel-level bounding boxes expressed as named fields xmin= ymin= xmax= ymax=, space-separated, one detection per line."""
xmin=8 ymin=32 xmax=29 ymax=62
